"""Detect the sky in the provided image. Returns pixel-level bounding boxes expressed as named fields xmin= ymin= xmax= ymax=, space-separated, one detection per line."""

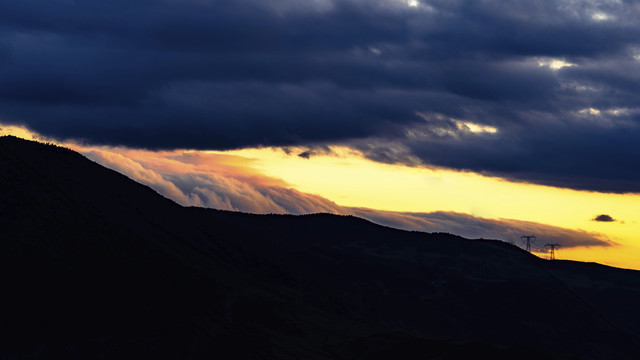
xmin=1 ymin=0 xmax=640 ymax=269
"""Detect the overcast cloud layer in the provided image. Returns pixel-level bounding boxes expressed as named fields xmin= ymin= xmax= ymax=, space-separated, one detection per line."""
xmin=2 ymin=0 xmax=640 ymax=192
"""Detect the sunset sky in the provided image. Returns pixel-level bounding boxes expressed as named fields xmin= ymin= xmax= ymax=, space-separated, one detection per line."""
xmin=1 ymin=0 xmax=640 ymax=269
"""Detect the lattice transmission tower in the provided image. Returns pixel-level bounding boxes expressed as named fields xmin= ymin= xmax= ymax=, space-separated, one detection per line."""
xmin=520 ymin=235 xmax=536 ymax=253
xmin=545 ymin=243 xmax=561 ymax=260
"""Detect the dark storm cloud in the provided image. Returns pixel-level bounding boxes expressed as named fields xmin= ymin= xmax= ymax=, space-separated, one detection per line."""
xmin=2 ymin=0 xmax=640 ymax=191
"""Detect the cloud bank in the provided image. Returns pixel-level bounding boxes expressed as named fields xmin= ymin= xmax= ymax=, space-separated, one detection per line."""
xmin=2 ymin=0 xmax=640 ymax=192
xmin=81 ymin=146 xmax=612 ymax=249
xmin=351 ymin=208 xmax=612 ymax=249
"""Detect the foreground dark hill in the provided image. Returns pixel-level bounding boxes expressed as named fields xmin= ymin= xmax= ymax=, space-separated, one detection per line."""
xmin=1 ymin=135 xmax=639 ymax=359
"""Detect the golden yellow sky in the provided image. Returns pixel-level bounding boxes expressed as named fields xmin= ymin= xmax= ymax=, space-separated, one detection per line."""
xmin=2 ymin=124 xmax=639 ymax=270
xmin=218 ymin=146 xmax=640 ymax=269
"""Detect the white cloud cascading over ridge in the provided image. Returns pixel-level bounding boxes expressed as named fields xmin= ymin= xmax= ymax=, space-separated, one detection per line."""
xmin=82 ymin=146 xmax=612 ymax=249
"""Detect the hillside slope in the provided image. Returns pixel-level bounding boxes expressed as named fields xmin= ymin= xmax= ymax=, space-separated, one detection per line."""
xmin=0 ymin=136 xmax=638 ymax=359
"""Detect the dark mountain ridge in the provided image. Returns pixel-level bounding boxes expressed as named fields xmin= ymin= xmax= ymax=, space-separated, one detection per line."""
xmin=1 ymin=135 xmax=639 ymax=359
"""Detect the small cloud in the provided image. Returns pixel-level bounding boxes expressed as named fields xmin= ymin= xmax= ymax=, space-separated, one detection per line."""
xmin=593 ymin=214 xmax=615 ymax=222
xmin=298 ymin=150 xmax=313 ymax=159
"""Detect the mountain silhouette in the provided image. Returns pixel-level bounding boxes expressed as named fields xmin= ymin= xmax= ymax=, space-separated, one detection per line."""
xmin=1 ymin=135 xmax=639 ymax=359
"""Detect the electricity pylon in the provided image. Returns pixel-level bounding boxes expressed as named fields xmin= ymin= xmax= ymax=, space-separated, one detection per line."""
xmin=520 ymin=235 xmax=536 ymax=252
xmin=545 ymin=243 xmax=561 ymax=260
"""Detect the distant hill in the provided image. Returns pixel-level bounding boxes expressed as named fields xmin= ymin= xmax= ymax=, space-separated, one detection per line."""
xmin=1 ymin=135 xmax=639 ymax=359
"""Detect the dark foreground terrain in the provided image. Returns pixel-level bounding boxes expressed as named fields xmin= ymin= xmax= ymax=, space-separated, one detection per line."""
xmin=1 ymin=136 xmax=639 ymax=359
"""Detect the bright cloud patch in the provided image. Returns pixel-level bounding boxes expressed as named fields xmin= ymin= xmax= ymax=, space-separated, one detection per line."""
xmin=591 ymin=12 xmax=613 ymax=22
xmin=456 ymin=121 xmax=498 ymax=134
xmin=537 ymin=58 xmax=577 ymax=70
